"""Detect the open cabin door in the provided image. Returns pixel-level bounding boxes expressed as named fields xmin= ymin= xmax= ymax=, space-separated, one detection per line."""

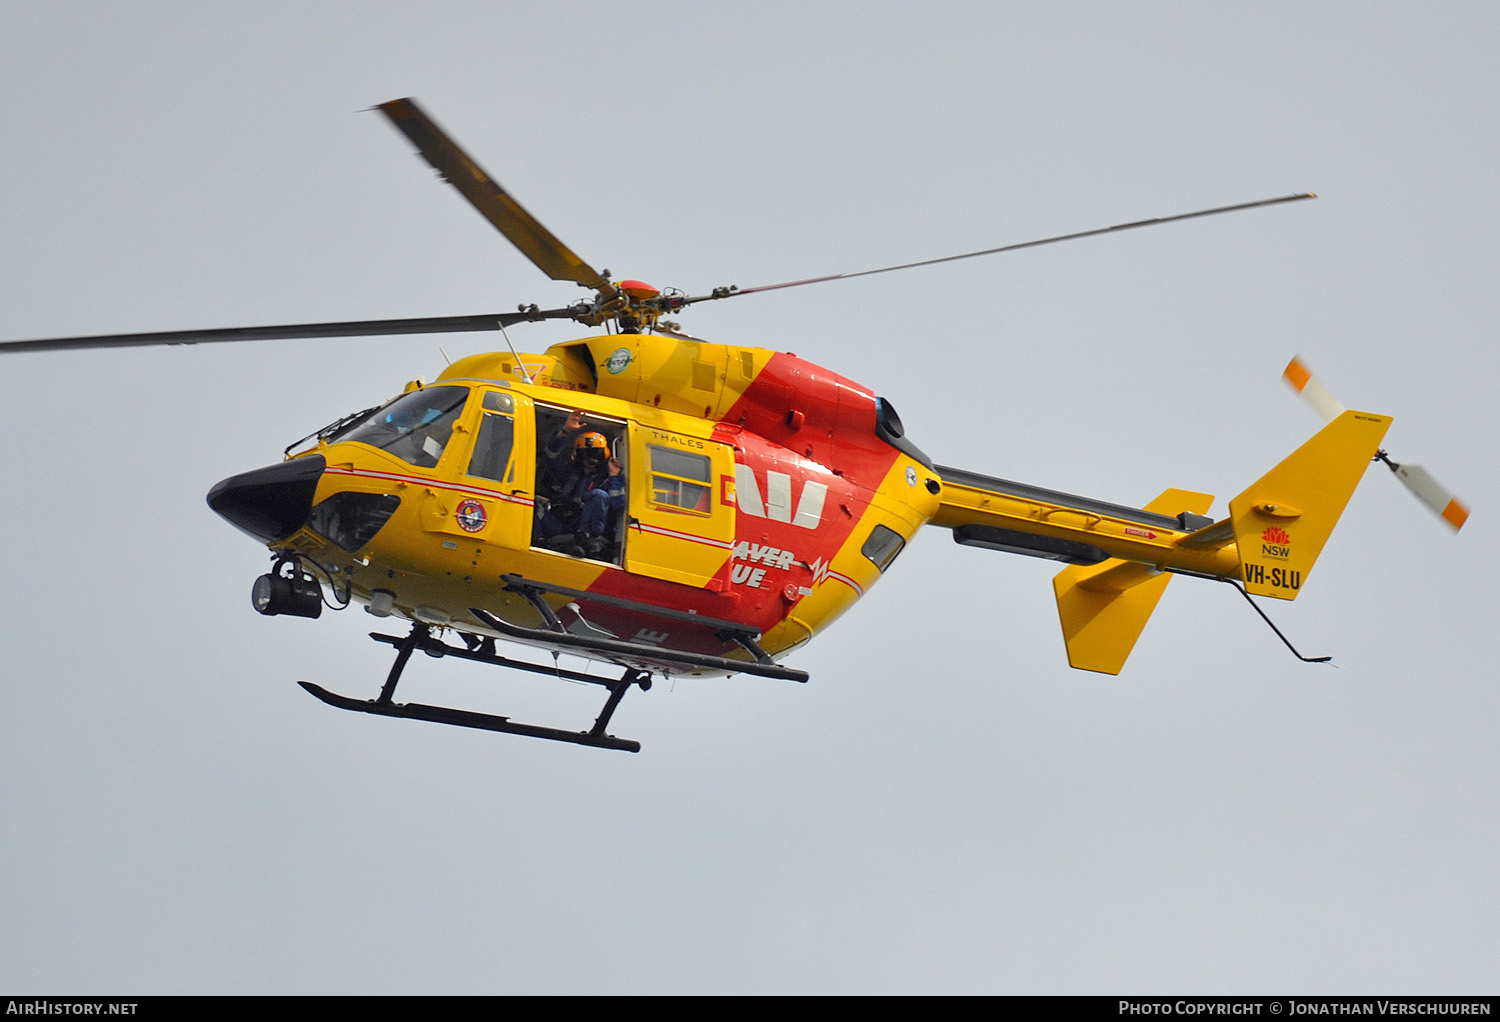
xmin=625 ymin=424 xmax=736 ymax=589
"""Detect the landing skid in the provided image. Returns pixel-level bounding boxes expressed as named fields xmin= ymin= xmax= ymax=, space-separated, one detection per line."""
xmin=299 ymin=623 xmax=647 ymax=752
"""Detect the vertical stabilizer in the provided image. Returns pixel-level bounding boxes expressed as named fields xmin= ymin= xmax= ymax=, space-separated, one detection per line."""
xmin=1230 ymin=409 xmax=1391 ymax=600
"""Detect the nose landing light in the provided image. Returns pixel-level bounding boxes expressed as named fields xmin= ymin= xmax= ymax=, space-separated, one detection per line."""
xmin=252 ymin=565 xmax=324 ymax=618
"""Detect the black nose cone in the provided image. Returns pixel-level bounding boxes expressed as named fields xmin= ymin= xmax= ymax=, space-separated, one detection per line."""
xmin=207 ymin=455 xmax=325 ymax=544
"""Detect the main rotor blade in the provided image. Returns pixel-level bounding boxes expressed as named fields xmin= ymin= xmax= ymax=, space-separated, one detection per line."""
xmin=377 ymin=98 xmax=617 ymax=298
xmin=683 ymin=193 xmax=1316 ymax=305
xmin=0 ymin=308 xmax=578 ymax=354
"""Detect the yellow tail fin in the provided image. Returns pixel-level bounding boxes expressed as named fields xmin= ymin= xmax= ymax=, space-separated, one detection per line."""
xmin=1229 ymin=409 xmax=1391 ymax=600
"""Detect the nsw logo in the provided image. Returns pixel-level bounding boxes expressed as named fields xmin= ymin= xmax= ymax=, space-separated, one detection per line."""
xmin=1261 ymin=525 xmax=1291 ymax=560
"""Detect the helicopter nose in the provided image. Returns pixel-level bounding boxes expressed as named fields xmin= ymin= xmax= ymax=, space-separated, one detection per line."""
xmin=207 ymin=454 xmax=326 ymax=544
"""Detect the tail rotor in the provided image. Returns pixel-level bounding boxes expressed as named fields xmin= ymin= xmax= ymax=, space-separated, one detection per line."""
xmin=1283 ymin=356 xmax=1469 ymax=532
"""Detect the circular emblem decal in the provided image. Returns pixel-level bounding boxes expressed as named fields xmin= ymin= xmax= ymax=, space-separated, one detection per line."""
xmin=905 ymin=466 xmax=918 ymax=487
xmin=605 ymin=347 xmax=634 ymax=375
xmin=455 ymin=498 xmax=488 ymax=533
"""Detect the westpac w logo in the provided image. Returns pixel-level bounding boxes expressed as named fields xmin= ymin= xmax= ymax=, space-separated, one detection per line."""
xmin=734 ymin=465 xmax=827 ymax=530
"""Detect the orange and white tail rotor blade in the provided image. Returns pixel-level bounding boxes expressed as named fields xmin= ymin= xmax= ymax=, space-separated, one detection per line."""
xmin=1283 ymin=356 xmax=1347 ymax=422
xmin=1391 ymin=462 xmax=1470 ymax=532
xmin=1283 ymin=355 xmax=1469 ymax=533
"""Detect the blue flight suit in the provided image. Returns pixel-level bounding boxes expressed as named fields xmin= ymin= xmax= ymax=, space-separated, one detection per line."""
xmin=537 ymin=437 xmax=626 ymax=542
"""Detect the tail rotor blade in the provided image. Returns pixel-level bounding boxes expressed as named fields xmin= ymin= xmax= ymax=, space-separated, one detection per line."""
xmin=1392 ymin=462 xmax=1470 ymax=532
xmin=1283 ymin=355 xmax=1347 ymax=422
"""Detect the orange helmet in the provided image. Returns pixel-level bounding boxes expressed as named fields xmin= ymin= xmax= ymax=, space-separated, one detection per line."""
xmin=574 ymin=431 xmax=609 ymax=456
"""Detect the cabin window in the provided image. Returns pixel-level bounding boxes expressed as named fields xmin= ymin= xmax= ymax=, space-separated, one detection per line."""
xmin=339 ymin=385 xmax=470 ymax=469
xmin=861 ymin=524 xmax=905 ymax=572
xmin=466 ymin=412 xmax=515 ymax=483
xmin=648 ymin=445 xmax=711 ymax=514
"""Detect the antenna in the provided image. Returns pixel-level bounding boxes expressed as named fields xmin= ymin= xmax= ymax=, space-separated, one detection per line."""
xmin=498 ymin=323 xmax=533 ymax=385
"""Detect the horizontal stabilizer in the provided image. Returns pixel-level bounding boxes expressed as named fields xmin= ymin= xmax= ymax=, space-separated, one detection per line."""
xmin=1230 ymin=409 xmax=1391 ymax=600
xmin=1053 ymin=489 xmax=1213 ymax=675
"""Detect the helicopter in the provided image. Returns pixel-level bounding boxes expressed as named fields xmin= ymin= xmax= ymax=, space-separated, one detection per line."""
xmin=0 ymin=98 xmax=1469 ymax=753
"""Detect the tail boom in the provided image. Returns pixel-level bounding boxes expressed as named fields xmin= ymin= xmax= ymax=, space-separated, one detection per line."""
xmin=932 ymin=470 xmax=1238 ymax=578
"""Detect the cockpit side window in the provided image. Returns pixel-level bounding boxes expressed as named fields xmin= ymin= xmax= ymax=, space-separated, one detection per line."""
xmin=340 ymin=385 xmax=470 ymax=469
xmin=467 ymin=412 xmax=515 ymax=483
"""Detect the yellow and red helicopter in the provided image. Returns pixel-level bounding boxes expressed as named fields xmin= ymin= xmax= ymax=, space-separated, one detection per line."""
xmin=0 ymin=99 xmax=1469 ymax=753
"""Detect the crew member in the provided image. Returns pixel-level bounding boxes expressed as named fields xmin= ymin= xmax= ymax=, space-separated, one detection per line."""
xmin=536 ymin=410 xmax=625 ymax=557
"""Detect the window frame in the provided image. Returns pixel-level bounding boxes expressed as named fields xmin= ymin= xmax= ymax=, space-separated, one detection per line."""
xmin=646 ymin=443 xmax=713 ymax=516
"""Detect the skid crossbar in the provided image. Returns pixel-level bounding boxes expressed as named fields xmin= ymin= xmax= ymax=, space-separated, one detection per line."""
xmin=298 ymin=623 xmax=647 ymax=752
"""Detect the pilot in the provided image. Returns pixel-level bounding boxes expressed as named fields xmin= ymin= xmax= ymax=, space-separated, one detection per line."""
xmin=536 ymin=410 xmax=625 ymax=558
xmin=373 ymin=400 xmax=450 ymax=467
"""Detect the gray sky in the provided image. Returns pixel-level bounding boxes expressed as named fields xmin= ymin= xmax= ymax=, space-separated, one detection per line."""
xmin=2 ymin=1 xmax=1496 ymax=994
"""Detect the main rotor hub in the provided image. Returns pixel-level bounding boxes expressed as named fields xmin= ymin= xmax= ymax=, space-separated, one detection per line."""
xmin=571 ymin=280 xmax=685 ymax=332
